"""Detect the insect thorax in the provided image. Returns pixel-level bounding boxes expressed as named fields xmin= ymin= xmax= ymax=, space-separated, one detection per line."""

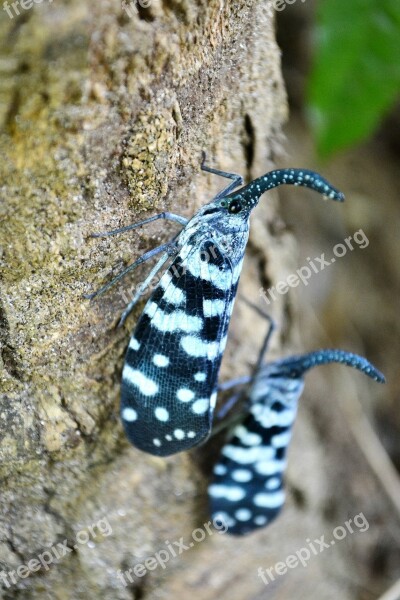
xmin=250 ymin=371 xmax=305 ymax=410
xmin=177 ymin=213 xmax=250 ymax=268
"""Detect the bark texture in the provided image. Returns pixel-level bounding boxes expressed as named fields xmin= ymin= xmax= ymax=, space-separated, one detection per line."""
xmin=1 ymin=1 xmax=395 ymax=599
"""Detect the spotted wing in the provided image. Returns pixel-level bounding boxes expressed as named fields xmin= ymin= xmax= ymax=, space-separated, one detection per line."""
xmin=121 ymin=239 xmax=239 ymax=456
xmin=209 ymin=369 xmax=303 ymax=535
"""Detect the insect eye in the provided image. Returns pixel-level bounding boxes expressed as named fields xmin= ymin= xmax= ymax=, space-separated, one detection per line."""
xmin=228 ymin=200 xmax=242 ymax=214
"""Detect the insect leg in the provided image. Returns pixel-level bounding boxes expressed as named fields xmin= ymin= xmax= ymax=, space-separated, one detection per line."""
xmin=237 ymin=295 xmax=277 ymax=375
xmin=201 ymin=152 xmax=244 ymax=199
xmin=215 ymin=300 xmax=276 ymax=422
xmin=214 ymin=324 xmax=272 ymax=422
xmin=118 ymin=248 xmax=176 ymax=327
xmin=213 ymin=378 xmax=253 ymax=431
xmin=211 ymin=396 xmax=246 ymax=436
xmin=89 ymin=212 xmax=188 ymax=238
xmin=83 ymin=241 xmax=174 ymax=300
xmin=218 ymin=375 xmax=252 ymax=393
xmin=252 ymin=314 xmax=276 ymax=377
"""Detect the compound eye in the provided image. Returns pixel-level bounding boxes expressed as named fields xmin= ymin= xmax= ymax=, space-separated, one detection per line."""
xmin=228 ymin=200 xmax=242 ymax=214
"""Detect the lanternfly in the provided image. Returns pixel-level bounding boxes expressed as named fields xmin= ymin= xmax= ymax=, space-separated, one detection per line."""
xmin=86 ymin=157 xmax=344 ymax=456
xmin=209 ymin=317 xmax=385 ymax=535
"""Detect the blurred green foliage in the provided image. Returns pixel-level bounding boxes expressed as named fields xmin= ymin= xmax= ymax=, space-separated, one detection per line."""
xmin=307 ymin=0 xmax=400 ymax=157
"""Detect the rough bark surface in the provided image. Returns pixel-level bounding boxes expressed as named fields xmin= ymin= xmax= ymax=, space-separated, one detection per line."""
xmin=1 ymin=1 xmax=396 ymax=599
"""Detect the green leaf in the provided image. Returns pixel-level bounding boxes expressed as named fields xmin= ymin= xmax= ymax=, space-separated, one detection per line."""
xmin=307 ymin=0 xmax=400 ymax=157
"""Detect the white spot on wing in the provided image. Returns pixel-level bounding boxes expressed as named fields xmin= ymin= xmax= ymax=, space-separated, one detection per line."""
xmin=253 ymin=491 xmax=285 ymax=509
xmin=174 ymin=429 xmax=185 ymax=440
xmin=192 ymin=399 xmax=209 ymax=415
xmin=154 ymin=407 xmax=169 ymax=422
xmin=271 ymin=431 xmax=292 ymax=448
xmin=144 ymin=302 xmax=203 ymax=333
xmin=129 ymin=337 xmax=140 ymax=351
xmin=235 ymin=425 xmax=262 ymax=446
xmin=121 ymin=408 xmax=138 ymax=422
xmin=213 ymin=464 xmax=227 ymax=476
xmin=181 ymin=335 xmax=227 ymax=359
xmin=208 ymin=484 xmax=245 ymax=502
xmin=153 ymin=353 xmax=170 ymax=367
xmin=122 ymin=365 xmax=158 ymax=396
xmin=160 ymin=272 xmax=185 ymax=305
xmin=235 ymin=508 xmax=252 ymax=521
xmin=251 ymin=405 xmax=296 ymax=428
xmin=212 ymin=511 xmax=236 ymax=527
xmin=222 ymin=444 xmax=275 ymax=465
xmin=254 ymin=459 xmax=286 ymax=476
xmin=231 ymin=468 xmax=253 ymax=482
xmin=254 ymin=515 xmax=268 ymax=525
xmin=177 ymin=388 xmax=195 ymax=402
xmin=203 ymin=299 xmax=225 ymax=317
xmin=194 ymin=371 xmax=206 ymax=382
xmin=210 ymin=391 xmax=217 ymax=409
xmin=265 ymin=477 xmax=281 ymax=490
xmin=187 ymin=255 xmax=231 ymax=290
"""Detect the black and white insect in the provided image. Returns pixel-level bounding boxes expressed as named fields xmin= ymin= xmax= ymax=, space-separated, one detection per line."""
xmin=86 ymin=157 xmax=344 ymax=456
xmin=208 ymin=316 xmax=385 ymax=535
